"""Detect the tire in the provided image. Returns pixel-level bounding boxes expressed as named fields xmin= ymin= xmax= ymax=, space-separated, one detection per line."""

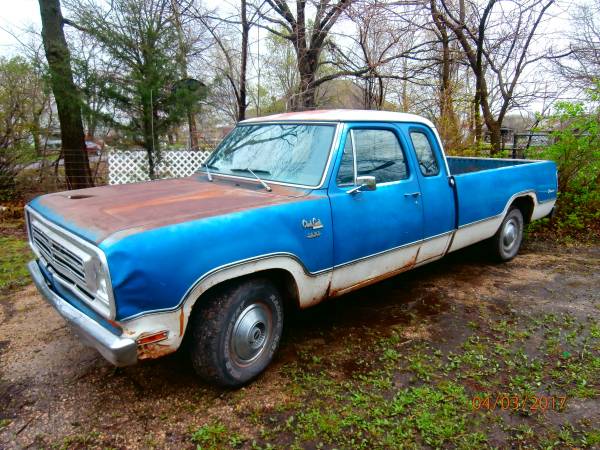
xmin=490 ymin=206 xmax=524 ymax=262
xmin=189 ymin=278 xmax=284 ymax=387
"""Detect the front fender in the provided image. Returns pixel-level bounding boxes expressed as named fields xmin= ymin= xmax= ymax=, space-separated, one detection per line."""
xmin=100 ymin=192 xmax=334 ymax=321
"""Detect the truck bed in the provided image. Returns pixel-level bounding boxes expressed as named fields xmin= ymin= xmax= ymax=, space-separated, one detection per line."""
xmin=447 ymin=157 xmax=557 ymax=227
xmin=447 ymin=156 xmax=534 ymax=174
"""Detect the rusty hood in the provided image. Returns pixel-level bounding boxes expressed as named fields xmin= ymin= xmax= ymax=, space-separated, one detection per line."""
xmin=28 ymin=176 xmax=310 ymax=244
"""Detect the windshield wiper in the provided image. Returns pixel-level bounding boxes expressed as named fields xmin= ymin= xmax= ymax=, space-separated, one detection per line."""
xmin=231 ymin=168 xmax=270 ymax=174
xmin=231 ymin=168 xmax=272 ymax=192
xmin=201 ymin=163 xmax=219 ymax=182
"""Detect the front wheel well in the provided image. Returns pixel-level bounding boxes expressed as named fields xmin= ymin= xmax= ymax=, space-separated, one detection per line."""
xmin=510 ymin=195 xmax=534 ymax=224
xmin=190 ymin=268 xmax=300 ymax=316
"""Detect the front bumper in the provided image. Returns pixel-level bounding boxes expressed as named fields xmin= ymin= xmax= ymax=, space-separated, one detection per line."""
xmin=28 ymin=260 xmax=138 ymax=366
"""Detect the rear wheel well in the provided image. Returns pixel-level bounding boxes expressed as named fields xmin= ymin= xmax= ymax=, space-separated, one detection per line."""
xmin=510 ymin=195 xmax=534 ymax=224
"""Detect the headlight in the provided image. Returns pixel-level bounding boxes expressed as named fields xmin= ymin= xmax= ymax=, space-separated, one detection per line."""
xmin=88 ymin=257 xmax=110 ymax=306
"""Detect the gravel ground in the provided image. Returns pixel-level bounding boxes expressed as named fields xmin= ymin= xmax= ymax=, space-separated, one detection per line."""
xmin=0 ymin=239 xmax=598 ymax=449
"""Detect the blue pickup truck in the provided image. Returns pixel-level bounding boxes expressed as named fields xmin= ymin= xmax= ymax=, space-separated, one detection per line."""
xmin=26 ymin=110 xmax=557 ymax=386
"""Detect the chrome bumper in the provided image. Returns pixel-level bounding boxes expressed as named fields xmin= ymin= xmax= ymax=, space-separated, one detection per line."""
xmin=28 ymin=260 xmax=137 ymax=366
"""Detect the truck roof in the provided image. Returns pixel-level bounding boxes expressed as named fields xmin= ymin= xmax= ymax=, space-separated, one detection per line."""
xmin=241 ymin=109 xmax=436 ymax=128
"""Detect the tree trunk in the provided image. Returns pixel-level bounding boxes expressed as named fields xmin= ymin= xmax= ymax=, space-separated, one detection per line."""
xmin=485 ymin=116 xmax=502 ymax=154
xmin=142 ymin=99 xmax=158 ymax=179
xmin=188 ymin=111 xmax=198 ymax=149
xmin=401 ymin=58 xmax=409 ymax=111
xmin=473 ymin=95 xmax=483 ymax=147
xmin=38 ymin=0 xmax=93 ymax=189
xmin=434 ymin=15 xmax=459 ymax=149
xmin=377 ymin=76 xmax=384 ymax=110
xmin=32 ymin=113 xmax=42 ymax=156
xmin=171 ymin=0 xmax=199 ymax=149
xmin=238 ymin=0 xmax=249 ymax=121
xmin=293 ymin=44 xmax=319 ymax=110
xmin=295 ymin=70 xmax=317 ymax=110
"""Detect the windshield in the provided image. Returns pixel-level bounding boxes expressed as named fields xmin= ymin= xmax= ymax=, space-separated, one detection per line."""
xmin=203 ymin=123 xmax=336 ymax=187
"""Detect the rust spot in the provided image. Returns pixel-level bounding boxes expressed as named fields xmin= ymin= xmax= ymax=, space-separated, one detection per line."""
xmin=137 ymin=342 xmax=176 ymax=360
xmin=38 ymin=177 xmax=311 ymax=243
xmin=300 ymin=294 xmax=329 ymax=309
xmin=179 ymin=309 xmax=185 ymax=337
xmin=330 ymin=250 xmax=419 ymax=298
xmin=106 ymin=319 xmax=123 ymax=332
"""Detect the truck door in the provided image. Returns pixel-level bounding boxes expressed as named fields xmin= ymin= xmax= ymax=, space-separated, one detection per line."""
xmin=328 ymin=123 xmax=425 ymax=296
xmin=403 ymin=124 xmax=456 ymax=263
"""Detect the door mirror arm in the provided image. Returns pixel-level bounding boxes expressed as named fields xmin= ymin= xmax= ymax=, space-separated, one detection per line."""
xmin=346 ymin=176 xmax=377 ymax=194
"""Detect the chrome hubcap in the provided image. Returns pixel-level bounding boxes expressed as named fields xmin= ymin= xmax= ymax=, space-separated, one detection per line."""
xmin=502 ymin=219 xmax=519 ymax=252
xmin=231 ymin=303 xmax=271 ymax=363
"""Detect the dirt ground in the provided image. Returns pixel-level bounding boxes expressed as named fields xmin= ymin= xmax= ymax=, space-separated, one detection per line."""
xmin=0 ymin=239 xmax=599 ymax=449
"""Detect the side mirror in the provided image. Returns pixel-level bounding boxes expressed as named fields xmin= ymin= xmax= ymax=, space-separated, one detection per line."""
xmin=346 ymin=175 xmax=377 ymax=194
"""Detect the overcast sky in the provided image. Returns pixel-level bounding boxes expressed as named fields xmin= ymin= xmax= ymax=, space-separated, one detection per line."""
xmin=0 ymin=0 xmax=41 ymax=54
xmin=0 ymin=0 xmax=580 ymax=113
xmin=0 ymin=0 xmax=231 ymax=55
xmin=2 ymin=0 xmax=573 ymax=55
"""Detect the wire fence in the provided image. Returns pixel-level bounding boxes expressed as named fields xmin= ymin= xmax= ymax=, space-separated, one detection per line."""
xmin=3 ymin=134 xmax=553 ymax=202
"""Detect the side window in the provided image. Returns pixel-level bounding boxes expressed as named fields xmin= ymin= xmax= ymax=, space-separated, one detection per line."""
xmin=354 ymin=129 xmax=408 ymax=183
xmin=336 ymin=129 xmax=409 ymax=186
xmin=336 ymin=135 xmax=354 ymax=186
xmin=410 ymin=131 xmax=440 ymax=176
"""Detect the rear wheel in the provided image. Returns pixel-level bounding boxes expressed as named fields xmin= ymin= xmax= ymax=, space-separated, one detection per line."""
xmin=189 ymin=278 xmax=284 ymax=387
xmin=490 ymin=206 xmax=524 ymax=262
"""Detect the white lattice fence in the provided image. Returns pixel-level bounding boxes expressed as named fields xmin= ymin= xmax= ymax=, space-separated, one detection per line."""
xmin=108 ymin=150 xmax=211 ymax=185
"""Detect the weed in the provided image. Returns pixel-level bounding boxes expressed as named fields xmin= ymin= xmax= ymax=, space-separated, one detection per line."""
xmin=0 ymin=235 xmax=30 ymax=295
xmin=190 ymin=422 xmax=244 ymax=449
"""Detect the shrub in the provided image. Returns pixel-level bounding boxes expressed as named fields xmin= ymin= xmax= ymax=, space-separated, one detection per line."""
xmin=530 ymin=84 xmax=600 ymax=240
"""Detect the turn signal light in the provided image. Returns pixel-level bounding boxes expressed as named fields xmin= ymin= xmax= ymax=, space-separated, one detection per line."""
xmin=137 ymin=330 xmax=169 ymax=346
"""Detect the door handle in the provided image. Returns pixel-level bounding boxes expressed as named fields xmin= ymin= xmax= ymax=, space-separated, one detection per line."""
xmin=404 ymin=192 xmax=421 ymax=197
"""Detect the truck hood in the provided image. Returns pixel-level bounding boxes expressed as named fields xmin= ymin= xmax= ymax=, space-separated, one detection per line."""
xmin=29 ymin=176 xmax=310 ymax=244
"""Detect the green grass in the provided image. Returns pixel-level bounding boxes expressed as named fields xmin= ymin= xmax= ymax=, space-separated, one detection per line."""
xmin=190 ymin=422 xmax=245 ymax=449
xmin=0 ymin=234 xmax=30 ymax=295
xmin=242 ymin=309 xmax=600 ymax=449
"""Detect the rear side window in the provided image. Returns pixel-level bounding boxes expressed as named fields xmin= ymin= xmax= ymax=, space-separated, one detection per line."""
xmin=410 ymin=131 xmax=440 ymax=176
xmin=337 ymin=129 xmax=409 ymax=186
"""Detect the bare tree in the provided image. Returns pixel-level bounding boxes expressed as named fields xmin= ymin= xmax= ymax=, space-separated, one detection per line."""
xmin=38 ymin=0 xmax=93 ymax=189
xmin=429 ymin=1 xmax=462 ymax=148
xmin=341 ymin=1 xmax=408 ymax=110
xmin=432 ymin=0 xmax=556 ymax=153
xmin=334 ymin=1 xmax=443 ymax=112
xmin=252 ymin=0 xmax=356 ymax=109
xmin=263 ymin=30 xmax=299 ymax=110
xmin=554 ymin=0 xmax=600 ymax=91
xmin=192 ymin=1 xmax=252 ymax=122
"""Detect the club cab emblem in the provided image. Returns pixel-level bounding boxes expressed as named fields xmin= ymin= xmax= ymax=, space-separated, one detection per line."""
xmin=302 ymin=217 xmax=323 ymax=239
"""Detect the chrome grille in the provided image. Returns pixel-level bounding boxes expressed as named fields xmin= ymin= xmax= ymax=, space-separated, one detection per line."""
xmin=27 ymin=208 xmax=115 ymax=319
xmin=31 ymin=224 xmax=86 ymax=281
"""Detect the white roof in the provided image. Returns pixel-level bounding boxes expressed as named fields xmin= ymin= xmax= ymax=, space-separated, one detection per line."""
xmin=241 ymin=109 xmax=435 ymax=128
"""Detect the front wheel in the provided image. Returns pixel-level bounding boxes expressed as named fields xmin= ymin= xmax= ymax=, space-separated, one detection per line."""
xmin=189 ymin=278 xmax=284 ymax=387
xmin=490 ymin=206 xmax=524 ymax=262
